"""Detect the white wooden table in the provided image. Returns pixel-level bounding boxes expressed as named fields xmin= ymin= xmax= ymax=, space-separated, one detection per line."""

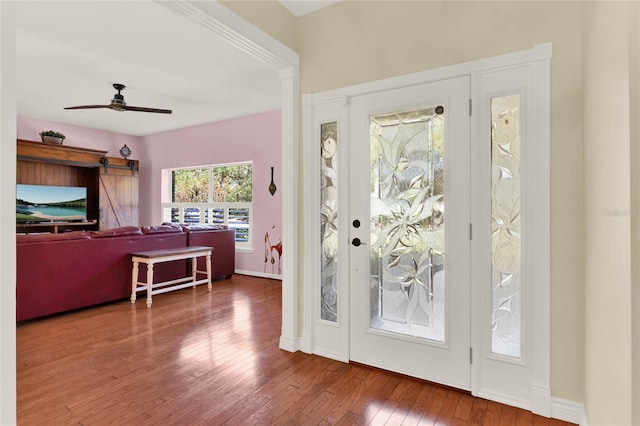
xmin=130 ymin=246 xmax=212 ymax=307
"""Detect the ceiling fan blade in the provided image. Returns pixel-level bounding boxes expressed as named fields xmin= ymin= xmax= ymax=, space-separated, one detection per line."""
xmin=123 ymin=105 xmax=172 ymax=114
xmin=65 ymin=84 xmax=172 ymax=114
xmin=64 ymin=105 xmax=111 ymax=110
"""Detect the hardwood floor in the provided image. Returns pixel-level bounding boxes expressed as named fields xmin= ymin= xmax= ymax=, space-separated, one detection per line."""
xmin=17 ymin=275 xmax=574 ymax=425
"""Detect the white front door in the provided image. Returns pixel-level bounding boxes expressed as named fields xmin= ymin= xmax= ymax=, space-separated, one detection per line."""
xmin=348 ymin=76 xmax=471 ymax=389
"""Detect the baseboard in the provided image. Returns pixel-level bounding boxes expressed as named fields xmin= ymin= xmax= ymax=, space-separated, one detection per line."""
xmin=279 ymin=335 xmax=297 ymax=352
xmin=312 ymin=347 xmax=349 ymax=363
xmin=477 ymin=389 xmax=530 ymax=412
xmin=234 ymin=269 xmax=282 ymax=280
xmin=478 ymin=389 xmax=585 ymax=425
xmin=581 ymin=404 xmax=589 ymax=426
xmin=298 ymin=332 xmax=313 ymax=354
xmin=551 ymin=397 xmax=587 ymax=425
xmin=531 ymin=384 xmax=552 ymax=417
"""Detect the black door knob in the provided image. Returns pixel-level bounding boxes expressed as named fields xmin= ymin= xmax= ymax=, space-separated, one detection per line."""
xmin=353 ymin=219 xmax=361 ymax=228
xmin=352 ymin=238 xmax=362 ymax=247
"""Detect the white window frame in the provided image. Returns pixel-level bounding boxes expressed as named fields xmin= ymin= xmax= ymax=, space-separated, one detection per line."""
xmin=161 ymin=161 xmax=254 ymax=251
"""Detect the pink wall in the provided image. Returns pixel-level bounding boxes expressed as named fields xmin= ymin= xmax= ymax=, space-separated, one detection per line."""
xmin=17 ymin=116 xmax=141 ymax=159
xmin=17 ymin=112 xmax=282 ymax=277
xmin=139 ymin=110 xmax=282 ymax=276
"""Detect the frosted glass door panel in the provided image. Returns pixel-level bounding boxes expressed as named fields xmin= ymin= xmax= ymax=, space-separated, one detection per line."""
xmin=321 ymin=122 xmax=339 ymax=322
xmin=369 ymin=107 xmax=445 ymax=342
xmin=491 ymin=94 xmax=522 ymax=358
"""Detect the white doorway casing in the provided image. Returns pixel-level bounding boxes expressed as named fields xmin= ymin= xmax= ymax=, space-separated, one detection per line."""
xmin=151 ymin=1 xmax=301 ymax=352
xmin=0 ymin=2 xmax=300 ymax=423
xmin=0 ymin=2 xmax=18 ymax=425
xmin=302 ymin=44 xmax=551 ymax=416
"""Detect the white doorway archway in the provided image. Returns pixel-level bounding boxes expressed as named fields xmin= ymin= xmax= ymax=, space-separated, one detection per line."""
xmin=0 ymin=2 xmax=300 ymax=423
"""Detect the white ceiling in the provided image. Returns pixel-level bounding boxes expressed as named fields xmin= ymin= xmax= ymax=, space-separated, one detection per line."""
xmin=15 ymin=1 xmax=283 ymax=137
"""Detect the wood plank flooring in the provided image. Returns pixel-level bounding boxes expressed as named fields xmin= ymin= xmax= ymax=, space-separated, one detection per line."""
xmin=17 ymin=275 xmax=575 ymax=425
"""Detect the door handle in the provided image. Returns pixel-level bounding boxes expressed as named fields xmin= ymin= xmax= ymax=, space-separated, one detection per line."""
xmin=352 ymin=238 xmax=366 ymax=247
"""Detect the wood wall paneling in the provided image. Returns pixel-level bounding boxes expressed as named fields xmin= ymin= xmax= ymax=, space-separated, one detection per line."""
xmin=16 ymin=139 xmax=139 ymax=232
xmin=16 ymin=160 xmax=101 ymax=222
xmin=99 ymin=173 xmax=139 ymax=230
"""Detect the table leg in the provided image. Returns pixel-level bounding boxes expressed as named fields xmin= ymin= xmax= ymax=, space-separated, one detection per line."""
xmin=146 ymin=263 xmax=154 ymax=308
xmin=131 ymin=260 xmax=139 ymax=303
xmin=206 ymin=251 xmax=212 ymax=291
xmin=192 ymin=256 xmax=197 ymax=288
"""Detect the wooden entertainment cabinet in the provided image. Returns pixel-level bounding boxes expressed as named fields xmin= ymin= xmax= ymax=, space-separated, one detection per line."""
xmin=17 ymin=139 xmax=139 ymax=233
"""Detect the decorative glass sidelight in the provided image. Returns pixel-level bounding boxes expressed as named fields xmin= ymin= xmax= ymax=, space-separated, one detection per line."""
xmin=491 ymin=95 xmax=522 ymax=358
xmin=369 ymin=106 xmax=446 ymax=342
xmin=320 ymin=122 xmax=339 ymax=321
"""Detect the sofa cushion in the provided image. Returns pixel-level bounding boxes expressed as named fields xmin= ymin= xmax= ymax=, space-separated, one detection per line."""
xmin=17 ymin=231 xmax=91 ymax=243
xmin=141 ymin=224 xmax=183 ymax=235
xmin=90 ymin=226 xmax=143 ymax=238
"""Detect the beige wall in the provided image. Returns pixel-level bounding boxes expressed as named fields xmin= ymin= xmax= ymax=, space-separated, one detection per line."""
xmin=227 ymin=0 xmax=586 ymax=404
xmin=220 ymin=0 xmax=297 ymax=51
xmin=632 ymin=4 xmax=640 ymax=425
xmin=583 ymin=3 xmax=636 ymax=424
xmin=296 ymin=0 xmax=584 ymax=403
xmin=225 ymin=0 xmax=640 ymax=411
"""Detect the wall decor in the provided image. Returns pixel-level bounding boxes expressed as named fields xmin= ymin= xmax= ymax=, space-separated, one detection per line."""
xmin=268 ymin=166 xmax=277 ymax=196
xmin=39 ymin=130 xmax=66 ymax=145
xmin=264 ymin=228 xmax=282 ymax=275
xmin=119 ymin=144 xmax=131 ymax=159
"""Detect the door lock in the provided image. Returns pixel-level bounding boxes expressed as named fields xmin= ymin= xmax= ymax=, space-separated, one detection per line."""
xmin=352 ymin=237 xmax=366 ymax=247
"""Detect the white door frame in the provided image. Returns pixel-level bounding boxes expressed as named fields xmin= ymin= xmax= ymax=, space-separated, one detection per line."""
xmin=302 ymin=43 xmax=551 ymax=415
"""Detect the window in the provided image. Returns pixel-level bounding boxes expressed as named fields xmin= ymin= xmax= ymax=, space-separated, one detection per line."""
xmin=161 ymin=162 xmax=253 ymax=249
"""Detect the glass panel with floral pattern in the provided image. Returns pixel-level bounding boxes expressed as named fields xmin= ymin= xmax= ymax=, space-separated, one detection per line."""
xmin=369 ymin=106 xmax=445 ymax=342
xmin=491 ymin=94 xmax=522 ymax=358
xmin=321 ymin=122 xmax=339 ymax=322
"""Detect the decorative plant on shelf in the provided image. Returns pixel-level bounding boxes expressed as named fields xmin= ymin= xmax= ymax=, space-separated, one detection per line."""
xmin=39 ymin=130 xmax=66 ymax=144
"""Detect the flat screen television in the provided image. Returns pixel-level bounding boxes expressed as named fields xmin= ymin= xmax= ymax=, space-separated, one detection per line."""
xmin=16 ymin=184 xmax=87 ymax=223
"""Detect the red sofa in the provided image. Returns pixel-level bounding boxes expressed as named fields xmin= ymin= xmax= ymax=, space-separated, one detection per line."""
xmin=181 ymin=224 xmax=236 ymax=279
xmin=16 ymin=224 xmax=235 ymax=321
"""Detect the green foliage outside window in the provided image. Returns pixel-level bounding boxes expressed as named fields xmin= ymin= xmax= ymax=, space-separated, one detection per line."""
xmin=173 ymin=168 xmax=209 ymax=202
xmin=212 ymin=164 xmax=252 ymax=202
xmin=173 ymin=163 xmax=252 ymax=203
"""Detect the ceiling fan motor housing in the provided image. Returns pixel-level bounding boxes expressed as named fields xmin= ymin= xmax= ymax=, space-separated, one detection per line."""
xmin=111 ymin=83 xmax=126 ymax=110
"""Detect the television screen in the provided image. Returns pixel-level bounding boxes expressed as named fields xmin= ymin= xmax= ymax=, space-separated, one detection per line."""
xmin=16 ymin=184 xmax=87 ymax=223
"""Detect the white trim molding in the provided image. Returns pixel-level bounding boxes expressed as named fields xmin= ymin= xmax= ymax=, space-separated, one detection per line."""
xmin=234 ymin=270 xmax=282 ymax=281
xmin=278 ymin=66 xmax=300 ymax=352
xmin=551 ymin=397 xmax=588 ymax=426
xmin=474 ymin=47 xmax=552 ymax=416
xmin=155 ymin=1 xmax=299 ymax=70
xmin=0 ymin=3 xmax=17 ymax=424
xmin=302 ymin=94 xmax=351 ymax=360
xmin=301 ymin=93 xmax=318 ymax=356
xmin=157 ymin=1 xmax=300 ymax=353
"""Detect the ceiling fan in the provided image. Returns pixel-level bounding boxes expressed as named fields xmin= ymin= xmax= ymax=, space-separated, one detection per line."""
xmin=64 ymin=83 xmax=172 ymax=114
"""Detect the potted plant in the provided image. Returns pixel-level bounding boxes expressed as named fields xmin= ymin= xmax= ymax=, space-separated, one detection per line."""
xmin=39 ymin=130 xmax=66 ymax=145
